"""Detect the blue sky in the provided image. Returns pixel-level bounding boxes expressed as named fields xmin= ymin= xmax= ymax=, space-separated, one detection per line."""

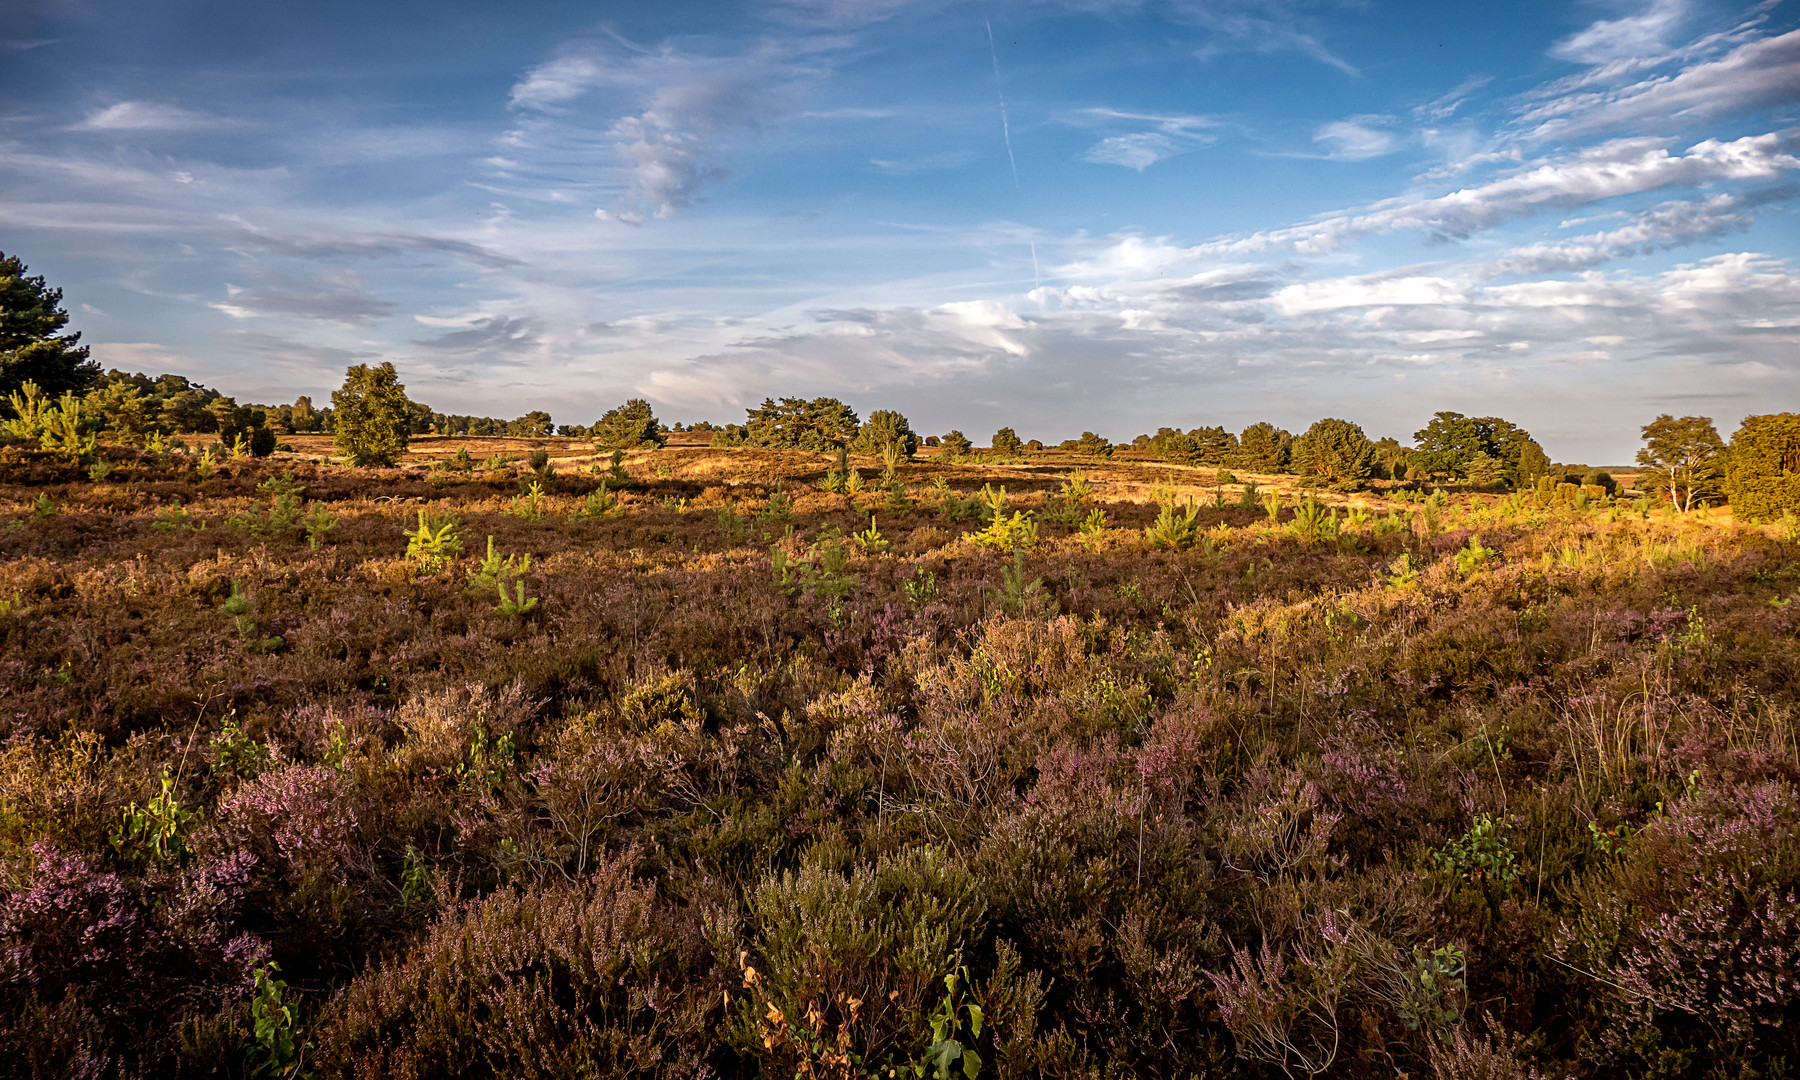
xmin=4 ymin=0 xmax=1799 ymax=461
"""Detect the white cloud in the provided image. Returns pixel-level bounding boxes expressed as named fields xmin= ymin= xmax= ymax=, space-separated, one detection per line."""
xmin=1313 ymin=117 xmax=1398 ymax=161
xmin=1518 ymin=27 xmax=1800 ymax=142
xmin=509 ymin=52 xmax=613 ymax=110
xmin=1485 ymin=193 xmax=1752 ymax=275
xmin=1082 ymin=132 xmax=1180 ymax=170
xmin=509 ymin=39 xmax=802 ymax=218
xmin=1549 ymin=0 xmax=1691 ymax=65
xmin=1194 ymin=132 xmax=1798 ymax=256
xmin=1075 ymin=108 xmax=1218 ymax=170
xmin=869 ymin=150 xmax=978 ymax=175
xmin=209 ymin=270 xmax=396 ymax=326
xmin=1272 ymin=274 xmax=1469 ymax=315
xmin=73 ymin=102 xmax=220 ymax=132
xmin=1412 ymin=75 xmax=1494 ymax=122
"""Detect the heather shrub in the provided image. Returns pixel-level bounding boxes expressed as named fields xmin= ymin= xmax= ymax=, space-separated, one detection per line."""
xmin=210 ymin=764 xmax=360 ymax=884
xmin=0 ymin=842 xmax=264 ymax=1076
xmin=1553 ymin=771 xmax=1800 ymax=1074
xmin=316 ymin=850 xmax=715 ymax=1078
xmin=738 ymin=845 xmax=985 ymax=1068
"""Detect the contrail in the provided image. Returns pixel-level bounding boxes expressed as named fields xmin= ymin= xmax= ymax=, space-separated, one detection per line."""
xmin=984 ymin=18 xmax=1020 ymax=191
xmin=985 ymin=18 xmax=1038 ymax=290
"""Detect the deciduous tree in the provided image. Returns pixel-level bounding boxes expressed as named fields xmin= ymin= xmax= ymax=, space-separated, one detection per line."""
xmin=1724 ymin=413 xmax=1800 ymax=522
xmin=1638 ymin=414 xmax=1724 ymax=513
xmin=1410 ymin=412 xmax=1537 ymax=486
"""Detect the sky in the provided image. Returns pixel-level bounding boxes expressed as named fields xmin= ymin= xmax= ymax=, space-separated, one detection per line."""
xmin=4 ymin=0 xmax=1800 ymax=462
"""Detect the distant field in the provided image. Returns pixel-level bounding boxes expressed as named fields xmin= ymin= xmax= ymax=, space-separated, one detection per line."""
xmin=0 ymin=442 xmax=1790 ymax=1079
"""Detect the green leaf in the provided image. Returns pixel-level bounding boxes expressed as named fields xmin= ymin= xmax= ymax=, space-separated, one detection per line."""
xmin=924 ymin=1040 xmax=963 ymax=1080
xmin=961 ymin=1048 xmax=982 ymax=1080
xmin=967 ymin=1002 xmax=983 ymax=1038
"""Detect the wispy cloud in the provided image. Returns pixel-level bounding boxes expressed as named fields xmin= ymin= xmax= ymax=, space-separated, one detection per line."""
xmin=1196 ymin=132 xmax=1798 ymax=255
xmin=1313 ymin=116 xmax=1398 ymax=161
xmin=762 ymin=0 xmax=922 ymax=28
xmin=412 ymin=313 xmax=543 ymax=357
xmin=1176 ymin=1 xmax=1359 ymax=76
xmin=73 ymin=101 xmax=224 ymax=132
xmin=1075 ymin=108 xmax=1217 ymax=170
xmin=1517 ymin=26 xmax=1800 ymax=142
xmin=224 ymin=224 xmax=521 ymax=270
xmin=508 ymin=37 xmax=813 ymax=219
xmin=211 ymin=270 xmax=396 ymax=326
xmin=869 ymin=150 xmax=978 ymax=175
xmin=1484 ymin=193 xmax=1758 ymax=275
xmin=1549 ymin=0 xmax=1692 ymax=65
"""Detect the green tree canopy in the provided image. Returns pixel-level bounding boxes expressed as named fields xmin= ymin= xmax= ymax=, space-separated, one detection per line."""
xmin=1235 ymin=422 xmax=1293 ymax=473
xmin=1638 ymin=414 xmax=1725 ymax=513
xmin=743 ymin=397 xmax=859 ymax=450
xmin=1147 ymin=426 xmax=1196 ymax=463
xmin=1410 ymin=412 xmax=1537 ymax=485
xmin=1371 ymin=437 xmax=1408 ymax=479
xmin=1190 ymin=425 xmax=1237 ymax=465
xmin=1515 ymin=438 xmax=1553 ymax=486
xmin=331 ymin=362 xmax=413 ymax=467
xmin=591 ymin=399 xmax=666 ymax=450
xmin=508 ymin=410 xmax=557 ymax=439
xmin=849 ymin=409 xmax=919 ymax=460
xmin=991 ymin=426 xmax=1025 ymax=457
xmin=1068 ymin=431 xmax=1114 ymax=458
xmin=1291 ymin=418 xmax=1375 ymax=490
xmin=1724 ymin=413 xmax=1800 ymax=522
xmin=1 ymin=252 xmax=101 ymax=403
xmin=938 ymin=430 xmax=974 ymax=458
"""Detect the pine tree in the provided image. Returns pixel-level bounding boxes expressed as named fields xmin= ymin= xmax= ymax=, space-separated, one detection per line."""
xmin=850 ymin=409 xmax=919 ymax=459
xmin=331 ymin=363 xmax=412 ymax=467
xmin=1235 ymin=422 xmax=1293 ymax=473
xmin=591 ymin=399 xmax=665 ymax=449
xmin=1 ymin=252 xmax=100 ymax=403
xmin=938 ymin=430 xmax=974 ymax=458
xmin=1291 ymin=418 xmax=1375 ymax=490
xmin=742 ymin=397 xmax=860 ymax=450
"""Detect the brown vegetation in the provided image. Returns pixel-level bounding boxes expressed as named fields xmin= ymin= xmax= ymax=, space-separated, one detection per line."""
xmin=0 ymin=437 xmax=1793 ymax=1080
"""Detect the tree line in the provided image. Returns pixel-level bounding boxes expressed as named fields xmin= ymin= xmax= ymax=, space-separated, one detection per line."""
xmin=2 ymin=251 xmax=1795 ymax=519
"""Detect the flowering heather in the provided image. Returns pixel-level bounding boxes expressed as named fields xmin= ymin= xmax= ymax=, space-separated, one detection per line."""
xmin=0 ymin=443 xmax=1797 ymax=1078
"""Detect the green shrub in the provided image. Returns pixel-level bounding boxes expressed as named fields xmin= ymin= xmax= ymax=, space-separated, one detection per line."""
xmin=404 ymin=508 xmax=464 ymax=571
xmin=1725 ymin=412 xmax=1800 ymax=521
xmin=1144 ymin=501 xmax=1202 ymax=551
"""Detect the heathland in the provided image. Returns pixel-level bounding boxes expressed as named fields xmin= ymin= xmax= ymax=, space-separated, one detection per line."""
xmin=2 ymin=424 xmax=1797 ymax=1080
